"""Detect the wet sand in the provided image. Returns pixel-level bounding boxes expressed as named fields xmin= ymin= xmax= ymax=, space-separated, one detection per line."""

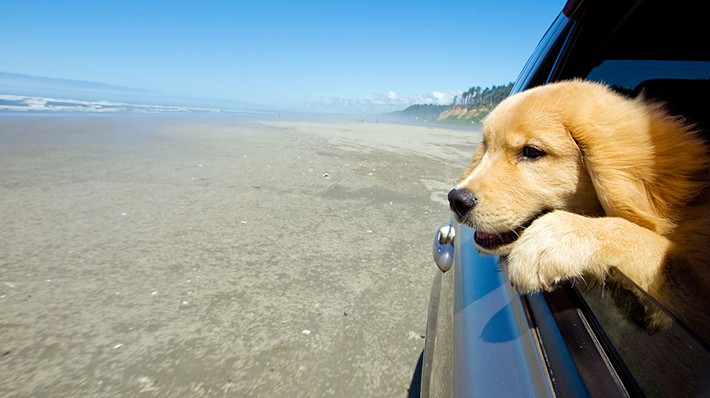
xmin=0 ymin=114 xmax=479 ymax=397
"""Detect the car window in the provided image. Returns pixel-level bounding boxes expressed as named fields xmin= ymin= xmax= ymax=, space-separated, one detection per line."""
xmin=555 ymin=2 xmax=710 ymax=396
xmin=586 ymin=60 xmax=710 ymax=91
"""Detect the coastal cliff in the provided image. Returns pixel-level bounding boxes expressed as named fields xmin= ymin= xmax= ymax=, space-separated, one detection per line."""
xmin=437 ymin=105 xmax=492 ymax=125
xmin=391 ymin=82 xmax=513 ymax=125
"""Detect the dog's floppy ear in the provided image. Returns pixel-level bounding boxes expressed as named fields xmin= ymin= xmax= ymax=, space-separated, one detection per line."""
xmin=567 ymin=99 xmax=707 ymax=236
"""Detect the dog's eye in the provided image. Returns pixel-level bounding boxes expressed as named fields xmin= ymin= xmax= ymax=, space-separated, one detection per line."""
xmin=522 ymin=146 xmax=545 ymax=160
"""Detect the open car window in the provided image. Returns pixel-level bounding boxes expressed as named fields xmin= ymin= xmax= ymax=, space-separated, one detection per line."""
xmin=587 ymin=60 xmax=710 ymax=91
xmin=557 ymin=1 xmax=710 ymax=395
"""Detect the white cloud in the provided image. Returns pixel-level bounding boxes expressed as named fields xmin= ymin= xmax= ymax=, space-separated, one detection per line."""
xmin=306 ymin=90 xmax=458 ymax=114
xmin=407 ymin=91 xmax=456 ymax=106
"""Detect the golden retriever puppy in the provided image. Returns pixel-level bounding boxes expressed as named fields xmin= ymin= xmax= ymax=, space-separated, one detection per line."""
xmin=448 ymin=80 xmax=709 ymax=338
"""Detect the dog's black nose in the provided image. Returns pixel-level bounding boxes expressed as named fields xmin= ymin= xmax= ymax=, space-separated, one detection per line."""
xmin=448 ymin=188 xmax=477 ymax=218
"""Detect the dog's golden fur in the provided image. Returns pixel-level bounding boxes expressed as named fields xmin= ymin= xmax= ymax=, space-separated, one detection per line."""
xmin=455 ymin=80 xmax=709 ymax=339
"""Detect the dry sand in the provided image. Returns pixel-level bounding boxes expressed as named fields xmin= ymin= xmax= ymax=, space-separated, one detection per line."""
xmin=0 ymin=114 xmax=480 ymax=397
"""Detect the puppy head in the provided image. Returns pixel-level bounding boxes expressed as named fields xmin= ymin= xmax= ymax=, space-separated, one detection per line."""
xmin=453 ymin=79 xmax=709 ymax=254
xmin=452 ymin=82 xmax=604 ymax=255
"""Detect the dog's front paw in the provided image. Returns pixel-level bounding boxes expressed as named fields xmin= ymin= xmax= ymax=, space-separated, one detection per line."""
xmin=507 ymin=211 xmax=603 ymax=293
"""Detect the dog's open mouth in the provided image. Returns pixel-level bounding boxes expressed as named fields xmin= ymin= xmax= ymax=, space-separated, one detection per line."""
xmin=473 ymin=211 xmax=549 ymax=250
xmin=474 ymin=229 xmax=522 ymax=249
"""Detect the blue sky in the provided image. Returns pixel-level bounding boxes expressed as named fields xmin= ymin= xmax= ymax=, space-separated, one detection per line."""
xmin=1 ymin=0 xmax=565 ymax=113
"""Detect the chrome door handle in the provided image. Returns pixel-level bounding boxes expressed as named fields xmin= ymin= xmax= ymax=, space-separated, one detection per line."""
xmin=433 ymin=222 xmax=455 ymax=272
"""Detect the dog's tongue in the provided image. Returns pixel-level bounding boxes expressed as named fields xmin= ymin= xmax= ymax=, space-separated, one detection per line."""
xmin=474 ymin=229 xmax=518 ymax=249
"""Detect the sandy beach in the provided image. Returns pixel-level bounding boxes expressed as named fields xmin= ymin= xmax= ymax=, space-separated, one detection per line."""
xmin=0 ymin=114 xmax=480 ymax=397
